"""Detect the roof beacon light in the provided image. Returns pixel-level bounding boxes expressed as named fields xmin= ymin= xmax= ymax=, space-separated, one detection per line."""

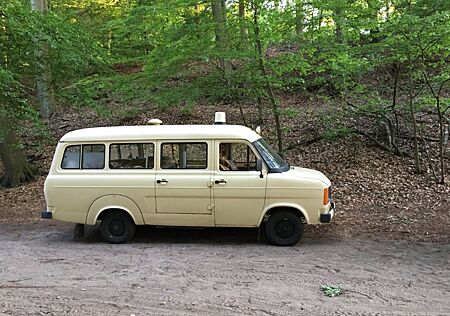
xmin=214 ymin=112 xmax=226 ymax=125
xmin=147 ymin=118 xmax=163 ymax=126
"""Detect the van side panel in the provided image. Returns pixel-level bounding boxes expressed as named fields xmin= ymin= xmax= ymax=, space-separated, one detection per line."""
xmin=47 ymin=171 xmax=155 ymax=223
xmin=46 ymin=173 xmax=101 ymax=224
xmin=45 ymin=141 xmax=157 ymax=225
xmin=86 ymin=195 xmax=145 ymax=225
xmin=263 ymin=174 xmax=324 ymax=224
xmin=257 ymin=203 xmax=310 ymax=226
xmin=146 ymin=213 xmax=214 ymax=227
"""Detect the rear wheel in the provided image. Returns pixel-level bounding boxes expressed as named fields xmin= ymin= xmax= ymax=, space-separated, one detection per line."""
xmin=100 ymin=211 xmax=136 ymax=244
xmin=265 ymin=211 xmax=304 ymax=246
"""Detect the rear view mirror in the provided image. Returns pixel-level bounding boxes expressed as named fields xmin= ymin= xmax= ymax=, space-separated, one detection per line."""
xmin=256 ymin=159 xmax=263 ymax=171
xmin=256 ymin=159 xmax=263 ymax=178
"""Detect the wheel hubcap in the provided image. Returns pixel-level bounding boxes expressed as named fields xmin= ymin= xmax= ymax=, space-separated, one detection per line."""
xmin=109 ymin=219 xmax=126 ymax=237
xmin=275 ymin=219 xmax=294 ymax=239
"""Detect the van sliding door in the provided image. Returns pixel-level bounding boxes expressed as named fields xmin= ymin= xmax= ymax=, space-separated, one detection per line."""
xmin=155 ymin=141 xmax=213 ymax=216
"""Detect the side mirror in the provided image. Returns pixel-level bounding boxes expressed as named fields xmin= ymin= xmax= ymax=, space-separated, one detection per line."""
xmin=256 ymin=159 xmax=264 ymax=178
xmin=256 ymin=159 xmax=263 ymax=171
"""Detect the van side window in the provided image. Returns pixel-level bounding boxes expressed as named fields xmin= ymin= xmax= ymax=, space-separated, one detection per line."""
xmin=161 ymin=143 xmax=207 ymax=169
xmin=61 ymin=145 xmax=81 ymax=169
xmin=109 ymin=143 xmax=154 ymax=169
xmin=219 ymin=143 xmax=257 ymax=171
xmin=82 ymin=144 xmax=105 ymax=169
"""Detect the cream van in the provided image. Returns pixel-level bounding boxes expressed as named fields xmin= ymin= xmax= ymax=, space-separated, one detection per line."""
xmin=42 ymin=114 xmax=335 ymax=246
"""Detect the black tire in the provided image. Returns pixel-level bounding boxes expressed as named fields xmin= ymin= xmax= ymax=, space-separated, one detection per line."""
xmin=265 ymin=211 xmax=304 ymax=246
xmin=100 ymin=210 xmax=136 ymax=244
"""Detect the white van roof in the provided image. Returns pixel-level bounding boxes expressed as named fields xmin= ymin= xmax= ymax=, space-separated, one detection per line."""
xmin=60 ymin=125 xmax=262 ymax=143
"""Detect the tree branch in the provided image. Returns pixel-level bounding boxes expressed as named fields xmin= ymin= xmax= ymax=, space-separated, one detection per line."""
xmin=285 ymin=136 xmax=324 ymax=151
xmin=354 ymin=129 xmax=411 ymax=158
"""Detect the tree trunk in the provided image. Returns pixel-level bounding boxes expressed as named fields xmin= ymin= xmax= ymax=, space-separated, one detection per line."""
xmin=408 ymin=66 xmax=421 ymax=174
xmin=252 ymin=1 xmax=283 ymax=154
xmin=194 ymin=2 xmax=201 ymax=35
xmin=436 ymin=97 xmax=445 ymax=184
xmin=295 ymin=0 xmax=304 ymax=38
xmin=256 ymin=95 xmax=264 ymax=126
xmin=391 ymin=63 xmax=400 ymax=138
xmin=211 ymin=0 xmax=232 ymax=82
xmin=0 ymin=118 xmax=38 ymax=187
xmin=317 ymin=10 xmax=322 ymax=31
xmin=1 ymin=10 xmax=10 ymax=67
xmin=422 ymin=71 xmax=447 ymax=184
xmin=239 ymin=0 xmax=248 ymax=44
xmin=333 ymin=4 xmax=345 ymax=44
xmin=31 ymin=0 xmax=56 ymax=119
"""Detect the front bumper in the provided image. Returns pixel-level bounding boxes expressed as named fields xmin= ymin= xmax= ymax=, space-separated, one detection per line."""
xmin=320 ymin=200 xmax=335 ymax=223
xmin=41 ymin=210 xmax=53 ymax=219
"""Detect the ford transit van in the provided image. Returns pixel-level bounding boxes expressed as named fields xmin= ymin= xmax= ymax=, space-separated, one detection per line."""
xmin=42 ymin=114 xmax=334 ymax=246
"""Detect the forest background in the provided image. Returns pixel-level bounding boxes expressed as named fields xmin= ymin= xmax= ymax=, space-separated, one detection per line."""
xmin=0 ymin=0 xmax=449 ymax=239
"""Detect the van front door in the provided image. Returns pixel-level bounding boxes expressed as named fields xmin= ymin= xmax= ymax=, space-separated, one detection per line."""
xmin=155 ymin=141 xmax=213 ymax=215
xmin=213 ymin=141 xmax=267 ymax=226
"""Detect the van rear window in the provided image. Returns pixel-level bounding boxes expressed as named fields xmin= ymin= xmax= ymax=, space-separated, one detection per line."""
xmin=82 ymin=145 xmax=105 ymax=169
xmin=61 ymin=145 xmax=80 ymax=169
xmin=61 ymin=144 xmax=105 ymax=169
xmin=110 ymin=143 xmax=154 ymax=169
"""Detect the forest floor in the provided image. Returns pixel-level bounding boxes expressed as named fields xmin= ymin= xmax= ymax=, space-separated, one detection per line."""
xmin=0 ymin=96 xmax=449 ymax=315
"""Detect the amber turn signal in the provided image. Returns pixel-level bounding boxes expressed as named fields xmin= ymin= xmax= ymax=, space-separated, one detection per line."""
xmin=323 ymin=188 xmax=329 ymax=205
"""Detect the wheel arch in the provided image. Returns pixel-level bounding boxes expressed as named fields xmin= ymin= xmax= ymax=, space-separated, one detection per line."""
xmin=258 ymin=204 xmax=309 ymax=226
xmin=86 ymin=195 xmax=144 ymax=225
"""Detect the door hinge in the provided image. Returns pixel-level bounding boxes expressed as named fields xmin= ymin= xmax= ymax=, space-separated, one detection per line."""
xmin=208 ymin=204 xmax=215 ymax=211
xmin=207 ymin=181 xmax=214 ymax=187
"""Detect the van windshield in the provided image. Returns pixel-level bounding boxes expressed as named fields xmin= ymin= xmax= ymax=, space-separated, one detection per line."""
xmin=253 ymin=138 xmax=289 ymax=173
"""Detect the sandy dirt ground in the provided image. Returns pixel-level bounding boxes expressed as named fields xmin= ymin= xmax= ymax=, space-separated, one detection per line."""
xmin=0 ymin=221 xmax=449 ymax=316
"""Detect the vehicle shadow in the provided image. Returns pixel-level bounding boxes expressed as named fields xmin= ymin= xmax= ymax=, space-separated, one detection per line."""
xmin=81 ymin=225 xmax=263 ymax=245
xmin=80 ymin=224 xmax=343 ymax=246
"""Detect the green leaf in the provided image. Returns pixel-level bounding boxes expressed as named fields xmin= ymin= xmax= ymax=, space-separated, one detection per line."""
xmin=320 ymin=285 xmax=344 ymax=297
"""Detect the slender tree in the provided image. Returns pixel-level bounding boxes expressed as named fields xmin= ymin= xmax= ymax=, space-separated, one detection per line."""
xmin=31 ymin=0 xmax=56 ymax=119
xmin=211 ymin=0 xmax=232 ymax=82
xmin=407 ymin=63 xmax=421 ymax=174
xmin=239 ymin=0 xmax=248 ymax=44
xmin=295 ymin=0 xmax=304 ymax=38
xmin=252 ymin=0 xmax=283 ymax=154
xmin=332 ymin=0 xmax=346 ymax=44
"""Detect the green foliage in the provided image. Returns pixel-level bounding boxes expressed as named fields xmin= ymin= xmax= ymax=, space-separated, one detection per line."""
xmin=0 ymin=69 xmax=29 ymax=121
xmin=149 ymin=81 xmax=203 ymax=110
xmin=282 ymin=108 xmax=302 ymax=119
xmin=60 ymin=75 xmax=113 ymax=117
xmin=322 ymin=127 xmax=354 ymax=140
xmin=1 ymin=0 xmax=449 ymax=178
xmin=0 ymin=68 xmax=42 ymax=141
xmin=1 ymin=0 xmax=106 ymax=82
xmin=60 ymin=70 xmax=153 ymax=116
xmin=320 ymin=285 xmax=344 ymax=297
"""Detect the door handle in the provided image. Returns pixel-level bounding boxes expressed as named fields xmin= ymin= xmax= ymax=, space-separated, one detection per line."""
xmin=215 ymin=179 xmax=227 ymax=185
xmin=157 ymin=179 xmax=168 ymax=184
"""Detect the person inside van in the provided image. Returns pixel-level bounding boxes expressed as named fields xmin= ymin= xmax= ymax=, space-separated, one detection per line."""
xmin=219 ymin=144 xmax=237 ymax=171
xmin=161 ymin=156 xmax=177 ymax=169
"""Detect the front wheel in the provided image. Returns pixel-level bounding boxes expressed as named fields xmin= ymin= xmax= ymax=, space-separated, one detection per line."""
xmin=265 ymin=211 xmax=304 ymax=246
xmin=100 ymin=211 xmax=136 ymax=244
